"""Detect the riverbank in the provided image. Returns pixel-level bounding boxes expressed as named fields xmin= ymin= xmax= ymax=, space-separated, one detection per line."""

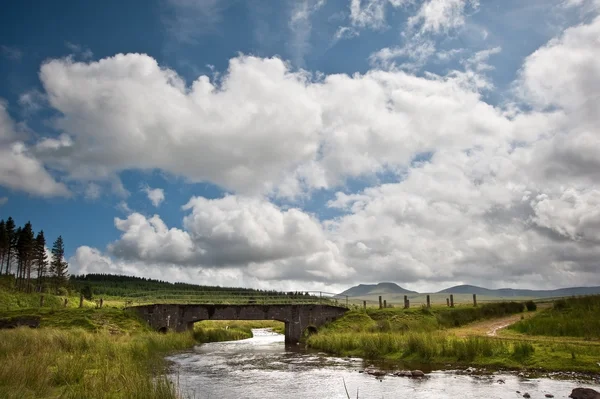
xmin=0 ymin=293 xmax=284 ymax=398
xmin=306 ymin=299 xmax=600 ymax=374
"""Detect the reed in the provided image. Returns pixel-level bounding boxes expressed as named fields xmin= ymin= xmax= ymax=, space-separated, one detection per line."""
xmin=0 ymin=327 xmax=195 ymax=399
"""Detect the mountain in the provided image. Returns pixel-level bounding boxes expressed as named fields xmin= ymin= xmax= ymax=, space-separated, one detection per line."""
xmin=340 ymin=282 xmax=418 ymax=297
xmin=437 ymin=284 xmax=600 ymax=298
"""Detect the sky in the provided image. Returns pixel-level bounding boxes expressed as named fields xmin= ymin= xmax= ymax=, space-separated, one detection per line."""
xmin=1 ymin=0 xmax=600 ymax=293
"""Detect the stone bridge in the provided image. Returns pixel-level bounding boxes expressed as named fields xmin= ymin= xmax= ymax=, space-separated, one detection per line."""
xmin=128 ymin=304 xmax=348 ymax=344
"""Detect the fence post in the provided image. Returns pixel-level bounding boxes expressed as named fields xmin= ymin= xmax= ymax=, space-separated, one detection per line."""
xmin=363 ymin=300 xmax=367 ymax=310
xmin=446 ymin=298 xmax=450 ymax=307
xmin=63 ymin=298 xmax=68 ymax=307
xmin=79 ymin=295 xmax=84 ymax=308
xmin=404 ymin=295 xmax=408 ymax=309
xmin=378 ymin=296 xmax=382 ymax=309
xmin=383 ymin=299 xmax=387 ymax=308
xmin=473 ymin=294 xmax=477 ymax=307
xmin=100 ymin=298 xmax=103 ymax=308
xmin=40 ymin=295 xmax=44 ymax=307
xmin=450 ymin=294 xmax=454 ymax=308
xmin=406 ymin=299 xmax=410 ymax=308
xmin=426 ymin=294 xmax=431 ymax=308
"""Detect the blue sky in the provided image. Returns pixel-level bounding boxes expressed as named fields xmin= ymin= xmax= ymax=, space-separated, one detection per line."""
xmin=1 ymin=0 xmax=599 ymax=292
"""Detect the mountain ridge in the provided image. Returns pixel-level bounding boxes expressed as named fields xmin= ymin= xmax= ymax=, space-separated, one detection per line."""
xmin=339 ymin=282 xmax=600 ymax=298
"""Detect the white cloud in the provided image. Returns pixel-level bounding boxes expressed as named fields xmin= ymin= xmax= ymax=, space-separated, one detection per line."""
xmin=65 ymin=42 xmax=93 ymax=60
xmin=102 ymin=195 xmax=355 ymax=286
xmin=289 ymin=0 xmax=326 ymax=66
xmin=11 ymin=12 xmax=600 ymax=290
xmin=349 ymin=0 xmax=409 ymax=30
xmin=0 ymin=101 xmax=70 ymax=197
xmin=408 ymin=0 xmax=479 ymax=34
xmin=85 ymin=182 xmax=102 ymax=200
xmin=163 ymin=0 xmax=230 ymax=42
xmin=143 ymin=186 xmax=165 ymax=207
xmin=369 ymin=39 xmax=436 ymax=70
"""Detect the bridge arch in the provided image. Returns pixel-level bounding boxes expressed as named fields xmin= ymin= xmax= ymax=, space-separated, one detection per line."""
xmin=128 ymin=304 xmax=347 ymax=344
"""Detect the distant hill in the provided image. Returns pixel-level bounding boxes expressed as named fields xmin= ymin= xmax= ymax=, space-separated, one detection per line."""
xmin=340 ymin=282 xmax=418 ymax=297
xmin=437 ymin=284 xmax=600 ymax=298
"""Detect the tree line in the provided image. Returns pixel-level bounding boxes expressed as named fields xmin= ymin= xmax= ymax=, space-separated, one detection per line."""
xmin=70 ymin=273 xmax=318 ymax=298
xmin=0 ymin=216 xmax=69 ymax=293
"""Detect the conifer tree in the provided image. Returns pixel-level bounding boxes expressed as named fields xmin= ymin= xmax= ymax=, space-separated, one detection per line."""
xmin=2 ymin=217 xmax=15 ymax=275
xmin=34 ymin=231 xmax=48 ymax=292
xmin=50 ymin=236 xmax=69 ymax=292
xmin=10 ymin=225 xmax=21 ymax=277
xmin=16 ymin=222 xmax=34 ymax=292
xmin=0 ymin=220 xmax=6 ymax=273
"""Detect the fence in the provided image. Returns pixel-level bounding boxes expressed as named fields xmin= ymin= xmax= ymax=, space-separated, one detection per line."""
xmin=118 ymin=290 xmax=350 ymax=308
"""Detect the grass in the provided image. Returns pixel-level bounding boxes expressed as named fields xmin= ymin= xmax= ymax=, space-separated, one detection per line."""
xmin=0 ymin=286 xmax=289 ymax=398
xmin=306 ymin=302 xmax=600 ymax=373
xmin=0 ymin=327 xmax=196 ymax=399
xmin=509 ymin=295 xmax=600 ymax=339
xmin=193 ymin=320 xmax=284 ymax=343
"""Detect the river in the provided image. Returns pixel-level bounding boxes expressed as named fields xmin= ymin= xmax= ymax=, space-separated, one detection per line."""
xmin=167 ymin=328 xmax=600 ymax=399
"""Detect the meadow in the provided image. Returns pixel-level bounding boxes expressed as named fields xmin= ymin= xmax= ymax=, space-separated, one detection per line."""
xmin=306 ymin=298 xmax=600 ymax=372
xmin=508 ymin=295 xmax=600 ymax=339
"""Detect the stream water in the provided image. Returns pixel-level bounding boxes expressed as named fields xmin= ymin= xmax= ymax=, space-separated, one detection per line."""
xmin=167 ymin=328 xmax=600 ymax=399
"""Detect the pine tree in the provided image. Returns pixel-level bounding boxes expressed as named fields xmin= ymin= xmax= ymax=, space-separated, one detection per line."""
xmin=3 ymin=217 xmax=15 ymax=275
xmin=10 ymin=225 xmax=21 ymax=277
xmin=16 ymin=222 xmax=34 ymax=292
xmin=50 ymin=236 xmax=69 ymax=292
xmin=34 ymin=231 xmax=48 ymax=292
xmin=0 ymin=220 xmax=6 ymax=274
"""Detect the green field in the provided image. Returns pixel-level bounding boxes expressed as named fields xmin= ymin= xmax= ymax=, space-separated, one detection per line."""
xmin=306 ymin=298 xmax=600 ymax=373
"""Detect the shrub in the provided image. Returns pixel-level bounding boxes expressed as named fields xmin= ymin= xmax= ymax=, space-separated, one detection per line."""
xmin=525 ymin=301 xmax=537 ymax=311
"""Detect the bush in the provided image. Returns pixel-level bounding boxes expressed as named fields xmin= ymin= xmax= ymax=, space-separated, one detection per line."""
xmin=80 ymin=285 xmax=93 ymax=300
xmin=57 ymin=287 xmax=69 ymax=297
xmin=525 ymin=301 xmax=537 ymax=311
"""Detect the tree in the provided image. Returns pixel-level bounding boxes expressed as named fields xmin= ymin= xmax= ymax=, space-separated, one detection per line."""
xmin=2 ymin=217 xmax=15 ymax=275
xmin=15 ymin=222 xmax=34 ymax=292
xmin=50 ymin=236 xmax=69 ymax=292
xmin=0 ymin=220 xmax=6 ymax=273
xmin=81 ymin=284 xmax=93 ymax=300
xmin=34 ymin=231 xmax=48 ymax=292
xmin=10 ymin=226 xmax=21 ymax=277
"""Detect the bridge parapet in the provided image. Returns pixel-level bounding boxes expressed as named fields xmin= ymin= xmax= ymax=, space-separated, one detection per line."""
xmin=128 ymin=304 xmax=347 ymax=344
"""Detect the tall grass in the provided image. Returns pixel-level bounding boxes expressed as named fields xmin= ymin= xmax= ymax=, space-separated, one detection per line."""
xmin=509 ymin=295 xmax=600 ymax=339
xmin=306 ymin=331 xmax=510 ymax=362
xmin=0 ymin=327 xmax=195 ymax=399
xmin=436 ymin=302 xmax=525 ymax=328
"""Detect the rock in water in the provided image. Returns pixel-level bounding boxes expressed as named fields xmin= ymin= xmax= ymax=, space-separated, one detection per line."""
xmin=411 ymin=370 xmax=425 ymax=378
xmin=545 ymin=395 xmax=554 ymax=398
xmin=523 ymin=393 xmax=531 ymax=398
xmin=570 ymin=388 xmax=600 ymax=399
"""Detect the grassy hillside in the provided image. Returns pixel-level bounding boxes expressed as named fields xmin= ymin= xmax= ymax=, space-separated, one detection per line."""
xmin=509 ymin=295 xmax=600 ymax=339
xmin=306 ymin=301 xmax=600 ymax=372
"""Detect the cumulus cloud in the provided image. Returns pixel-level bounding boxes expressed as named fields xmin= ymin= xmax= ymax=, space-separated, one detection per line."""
xmin=13 ymin=12 xmax=600 ymax=290
xmin=143 ymin=186 xmax=165 ymax=207
xmin=0 ymin=101 xmax=70 ymax=197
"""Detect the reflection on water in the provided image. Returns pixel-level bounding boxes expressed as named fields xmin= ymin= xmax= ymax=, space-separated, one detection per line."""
xmin=167 ymin=328 xmax=599 ymax=399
